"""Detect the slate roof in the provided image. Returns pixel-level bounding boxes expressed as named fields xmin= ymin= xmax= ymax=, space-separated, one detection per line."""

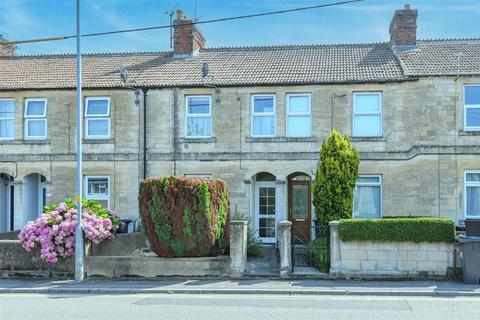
xmin=0 ymin=38 xmax=479 ymax=90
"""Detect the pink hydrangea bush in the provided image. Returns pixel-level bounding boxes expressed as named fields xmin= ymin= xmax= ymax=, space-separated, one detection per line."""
xmin=18 ymin=199 xmax=120 ymax=264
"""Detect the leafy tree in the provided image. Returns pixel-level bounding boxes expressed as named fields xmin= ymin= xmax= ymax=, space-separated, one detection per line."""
xmin=313 ymin=130 xmax=359 ymax=225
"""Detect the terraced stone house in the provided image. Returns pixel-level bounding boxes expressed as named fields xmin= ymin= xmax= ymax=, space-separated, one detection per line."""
xmin=0 ymin=5 xmax=479 ymax=244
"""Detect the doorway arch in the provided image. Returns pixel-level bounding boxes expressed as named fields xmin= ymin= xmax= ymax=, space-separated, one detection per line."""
xmin=0 ymin=173 xmax=14 ymax=232
xmin=22 ymin=173 xmax=47 ymax=226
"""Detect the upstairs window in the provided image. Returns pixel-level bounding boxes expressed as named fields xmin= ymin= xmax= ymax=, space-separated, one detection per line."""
xmin=186 ymin=96 xmax=211 ymax=138
xmin=465 ymin=171 xmax=480 ymax=218
xmin=85 ymin=97 xmax=110 ymax=139
xmin=353 ymin=92 xmax=382 ymax=137
xmin=0 ymin=99 xmax=15 ymax=140
xmin=24 ymin=99 xmax=47 ymax=139
xmin=252 ymin=94 xmax=276 ymax=137
xmin=354 ymin=175 xmax=382 ymax=219
xmin=286 ymin=94 xmax=311 ymax=137
xmin=85 ymin=176 xmax=110 ymax=208
xmin=464 ymin=85 xmax=480 ymax=131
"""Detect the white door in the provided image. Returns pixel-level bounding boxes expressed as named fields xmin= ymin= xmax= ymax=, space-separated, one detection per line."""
xmin=255 ymin=181 xmax=277 ymax=244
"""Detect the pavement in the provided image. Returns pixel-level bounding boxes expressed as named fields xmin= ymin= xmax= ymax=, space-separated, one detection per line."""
xmin=0 ymin=278 xmax=479 ymax=296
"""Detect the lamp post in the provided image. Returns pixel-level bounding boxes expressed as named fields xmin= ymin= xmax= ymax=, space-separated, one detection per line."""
xmin=74 ymin=0 xmax=84 ymax=282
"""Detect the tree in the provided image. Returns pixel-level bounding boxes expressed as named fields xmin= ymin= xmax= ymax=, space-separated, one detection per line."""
xmin=313 ymin=130 xmax=359 ymax=225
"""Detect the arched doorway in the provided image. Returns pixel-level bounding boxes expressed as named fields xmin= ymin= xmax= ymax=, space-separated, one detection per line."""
xmin=253 ymin=172 xmax=277 ymax=244
xmin=288 ymin=172 xmax=312 ymax=243
xmin=22 ymin=173 xmax=47 ymax=226
xmin=0 ymin=173 xmax=14 ymax=232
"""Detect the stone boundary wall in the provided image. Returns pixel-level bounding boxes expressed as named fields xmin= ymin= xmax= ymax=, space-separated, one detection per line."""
xmin=337 ymin=241 xmax=454 ymax=276
xmin=329 ymin=221 xmax=454 ymax=277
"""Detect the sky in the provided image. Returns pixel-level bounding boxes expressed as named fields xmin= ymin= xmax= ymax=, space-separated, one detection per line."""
xmin=0 ymin=0 xmax=479 ymax=55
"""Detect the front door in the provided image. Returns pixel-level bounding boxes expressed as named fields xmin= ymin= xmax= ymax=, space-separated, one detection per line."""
xmin=255 ymin=182 xmax=277 ymax=244
xmin=288 ymin=177 xmax=312 ymax=243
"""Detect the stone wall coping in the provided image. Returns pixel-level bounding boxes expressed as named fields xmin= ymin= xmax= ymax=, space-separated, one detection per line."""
xmin=87 ymin=256 xmax=230 ymax=262
xmin=279 ymin=221 xmax=292 ymax=226
xmin=329 ymin=221 xmax=340 ymax=226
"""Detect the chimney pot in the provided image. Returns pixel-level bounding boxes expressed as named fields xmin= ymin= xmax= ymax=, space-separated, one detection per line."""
xmin=176 ymin=10 xmax=185 ymax=20
xmin=404 ymin=4 xmax=411 ymax=10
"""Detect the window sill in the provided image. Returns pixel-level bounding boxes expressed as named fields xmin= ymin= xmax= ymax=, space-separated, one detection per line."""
xmin=179 ymin=137 xmax=217 ymax=144
xmin=246 ymin=136 xmax=318 ymax=143
xmin=349 ymin=136 xmax=386 ymax=142
xmin=83 ymin=138 xmax=115 ymax=144
xmin=0 ymin=139 xmax=50 ymax=145
xmin=458 ymin=130 xmax=480 ymax=136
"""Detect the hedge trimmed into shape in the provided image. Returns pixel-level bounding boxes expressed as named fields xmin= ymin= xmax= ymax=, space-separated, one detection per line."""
xmin=339 ymin=218 xmax=455 ymax=243
xmin=139 ymin=176 xmax=229 ymax=257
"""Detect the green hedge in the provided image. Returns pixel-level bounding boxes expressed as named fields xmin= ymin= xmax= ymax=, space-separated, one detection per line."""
xmin=339 ymin=218 xmax=455 ymax=243
xmin=139 ymin=176 xmax=230 ymax=257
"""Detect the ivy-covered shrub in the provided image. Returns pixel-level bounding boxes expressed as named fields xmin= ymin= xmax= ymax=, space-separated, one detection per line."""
xmin=18 ymin=199 xmax=120 ymax=264
xmin=139 ymin=176 xmax=230 ymax=257
xmin=339 ymin=218 xmax=456 ymax=243
xmin=313 ymin=130 xmax=359 ymax=225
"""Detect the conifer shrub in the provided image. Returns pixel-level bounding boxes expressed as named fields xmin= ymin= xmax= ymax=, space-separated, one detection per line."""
xmin=139 ymin=176 xmax=230 ymax=257
xmin=313 ymin=130 xmax=359 ymax=225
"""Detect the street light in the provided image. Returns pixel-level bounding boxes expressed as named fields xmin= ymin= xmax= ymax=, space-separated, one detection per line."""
xmin=74 ymin=0 xmax=84 ymax=282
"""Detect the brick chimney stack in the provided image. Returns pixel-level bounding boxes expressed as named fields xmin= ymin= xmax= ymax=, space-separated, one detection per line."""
xmin=0 ymin=34 xmax=15 ymax=57
xmin=389 ymin=4 xmax=418 ymax=51
xmin=173 ymin=10 xmax=205 ymax=58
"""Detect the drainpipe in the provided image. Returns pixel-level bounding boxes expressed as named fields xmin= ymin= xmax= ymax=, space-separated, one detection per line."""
xmin=173 ymin=88 xmax=179 ymax=176
xmin=143 ymin=88 xmax=149 ymax=180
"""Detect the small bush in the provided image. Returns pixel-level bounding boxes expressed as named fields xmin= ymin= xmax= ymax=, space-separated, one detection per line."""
xmin=139 ymin=176 xmax=230 ymax=257
xmin=18 ymin=199 xmax=120 ymax=264
xmin=313 ymin=130 xmax=359 ymax=225
xmin=307 ymin=237 xmax=328 ymax=273
xmin=339 ymin=218 xmax=456 ymax=243
xmin=232 ymin=210 xmax=264 ymax=257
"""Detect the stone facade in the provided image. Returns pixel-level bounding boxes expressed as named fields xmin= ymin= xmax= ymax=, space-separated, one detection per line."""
xmin=0 ymin=76 xmax=479 ymax=240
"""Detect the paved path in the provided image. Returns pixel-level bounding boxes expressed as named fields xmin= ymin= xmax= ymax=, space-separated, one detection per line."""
xmin=0 ymin=279 xmax=479 ymax=296
xmin=1 ymin=293 xmax=479 ymax=320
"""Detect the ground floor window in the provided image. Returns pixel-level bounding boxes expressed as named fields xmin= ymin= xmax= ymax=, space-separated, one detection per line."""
xmin=85 ymin=176 xmax=110 ymax=208
xmin=465 ymin=171 xmax=480 ymax=218
xmin=353 ymin=175 xmax=382 ymax=219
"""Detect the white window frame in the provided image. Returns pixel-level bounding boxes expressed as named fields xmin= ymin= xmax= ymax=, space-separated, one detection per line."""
xmin=84 ymin=97 xmax=111 ymax=139
xmin=251 ymin=94 xmax=276 ymax=137
xmin=24 ymin=98 xmax=47 ymax=140
xmin=353 ymin=175 xmax=383 ymax=219
xmin=286 ymin=93 xmax=311 ymax=137
xmin=185 ymin=95 xmax=212 ymax=138
xmin=0 ymin=98 xmax=15 ymax=141
xmin=353 ymin=92 xmax=383 ymax=137
xmin=464 ymin=170 xmax=480 ymax=219
xmin=464 ymin=85 xmax=480 ymax=131
xmin=84 ymin=175 xmax=110 ymax=208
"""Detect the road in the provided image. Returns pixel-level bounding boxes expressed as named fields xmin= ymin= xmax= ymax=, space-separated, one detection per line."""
xmin=1 ymin=293 xmax=479 ymax=320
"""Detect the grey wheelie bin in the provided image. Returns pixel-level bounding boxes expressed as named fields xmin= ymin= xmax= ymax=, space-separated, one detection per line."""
xmin=458 ymin=236 xmax=480 ymax=284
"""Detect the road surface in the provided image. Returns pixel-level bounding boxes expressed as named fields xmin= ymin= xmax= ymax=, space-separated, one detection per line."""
xmin=1 ymin=293 xmax=478 ymax=320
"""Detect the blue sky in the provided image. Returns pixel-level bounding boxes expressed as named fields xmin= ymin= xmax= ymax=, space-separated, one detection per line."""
xmin=1 ymin=0 xmax=479 ymax=55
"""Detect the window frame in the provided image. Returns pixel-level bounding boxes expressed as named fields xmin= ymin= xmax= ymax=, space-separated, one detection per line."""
xmin=251 ymin=94 xmax=276 ymax=137
xmin=84 ymin=175 xmax=110 ymax=208
xmin=464 ymin=170 xmax=480 ymax=219
xmin=286 ymin=93 xmax=312 ymax=137
xmin=84 ymin=97 xmax=111 ymax=139
xmin=24 ymin=98 xmax=47 ymax=140
xmin=353 ymin=174 xmax=383 ymax=219
xmin=352 ymin=92 xmax=383 ymax=137
xmin=464 ymin=85 xmax=480 ymax=131
xmin=185 ymin=95 xmax=212 ymax=138
xmin=0 ymin=98 xmax=15 ymax=140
